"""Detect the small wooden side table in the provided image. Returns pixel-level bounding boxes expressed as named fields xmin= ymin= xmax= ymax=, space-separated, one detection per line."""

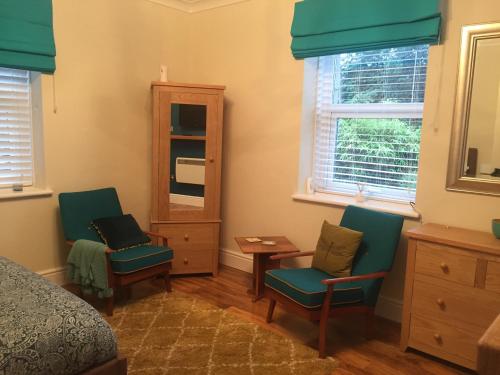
xmin=235 ymin=236 xmax=299 ymax=302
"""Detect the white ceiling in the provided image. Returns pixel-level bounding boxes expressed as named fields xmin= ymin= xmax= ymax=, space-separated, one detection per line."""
xmin=146 ymin=0 xmax=249 ymax=13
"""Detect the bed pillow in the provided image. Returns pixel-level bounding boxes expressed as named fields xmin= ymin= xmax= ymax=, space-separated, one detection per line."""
xmin=91 ymin=214 xmax=150 ymax=250
xmin=311 ymin=220 xmax=363 ymax=277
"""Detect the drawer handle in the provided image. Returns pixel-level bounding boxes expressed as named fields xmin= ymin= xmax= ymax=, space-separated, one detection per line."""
xmin=436 ymin=298 xmax=445 ymax=309
xmin=439 ymin=262 xmax=449 ymax=273
xmin=433 ymin=333 xmax=442 ymax=343
xmin=184 ymin=234 xmax=189 ymax=241
xmin=183 ymin=258 xmax=189 ymax=264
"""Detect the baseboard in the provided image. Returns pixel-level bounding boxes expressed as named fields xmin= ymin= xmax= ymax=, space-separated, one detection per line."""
xmin=220 ymin=248 xmax=253 ymax=273
xmin=218 ymin=248 xmax=403 ymax=322
xmin=38 ymin=266 xmax=68 ymax=286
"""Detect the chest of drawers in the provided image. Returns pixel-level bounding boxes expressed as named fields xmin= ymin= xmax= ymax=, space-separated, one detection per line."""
xmin=401 ymin=224 xmax=500 ymax=370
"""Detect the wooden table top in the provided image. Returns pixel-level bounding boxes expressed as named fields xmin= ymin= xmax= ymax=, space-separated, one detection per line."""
xmin=234 ymin=236 xmax=299 ymax=254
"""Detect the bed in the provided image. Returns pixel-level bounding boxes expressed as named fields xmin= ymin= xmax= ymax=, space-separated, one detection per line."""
xmin=0 ymin=257 xmax=126 ymax=375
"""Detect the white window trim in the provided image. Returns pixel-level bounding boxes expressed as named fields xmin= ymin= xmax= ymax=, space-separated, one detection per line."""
xmin=0 ymin=72 xmax=52 ymax=200
xmin=294 ymin=58 xmax=421 ymax=220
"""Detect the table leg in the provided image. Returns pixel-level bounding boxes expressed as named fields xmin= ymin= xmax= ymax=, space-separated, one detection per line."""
xmin=252 ymin=253 xmax=281 ymax=302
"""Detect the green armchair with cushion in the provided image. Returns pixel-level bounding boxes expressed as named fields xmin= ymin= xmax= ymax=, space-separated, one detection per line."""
xmin=264 ymin=205 xmax=404 ymax=358
xmin=58 ymin=187 xmax=174 ymax=316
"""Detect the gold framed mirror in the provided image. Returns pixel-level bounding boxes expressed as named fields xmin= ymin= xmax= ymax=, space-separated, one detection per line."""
xmin=447 ymin=22 xmax=500 ymax=196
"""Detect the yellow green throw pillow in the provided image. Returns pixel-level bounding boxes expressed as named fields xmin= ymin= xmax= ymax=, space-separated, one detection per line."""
xmin=311 ymin=220 xmax=363 ymax=277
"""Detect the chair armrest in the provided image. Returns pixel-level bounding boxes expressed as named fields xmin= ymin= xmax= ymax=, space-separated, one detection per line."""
xmin=269 ymin=251 xmax=315 ymax=261
xmin=144 ymin=231 xmax=169 ymax=247
xmin=321 ymin=271 xmax=388 ymax=286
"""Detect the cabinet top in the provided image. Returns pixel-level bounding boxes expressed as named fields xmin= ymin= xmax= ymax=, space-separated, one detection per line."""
xmin=406 ymin=223 xmax=500 ymax=255
xmin=151 ymin=81 xmax=226 ymax=90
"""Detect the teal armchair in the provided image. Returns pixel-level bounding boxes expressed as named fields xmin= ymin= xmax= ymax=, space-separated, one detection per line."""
xmin=264 ymin=205 xmax=404 ymax=358
xmin=59 ymin=187 xmax=174 ymax=315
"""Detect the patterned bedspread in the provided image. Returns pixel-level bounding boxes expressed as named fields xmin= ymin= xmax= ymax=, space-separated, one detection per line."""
xmin=0 ymin=257 xmax=117 ymax=375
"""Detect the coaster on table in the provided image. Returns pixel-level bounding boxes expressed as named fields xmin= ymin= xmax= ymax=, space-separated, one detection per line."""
xmin=245 ymin=237 xmax=262 ymax=243
xmin=262 ymin=240 xmax=277 ymax=246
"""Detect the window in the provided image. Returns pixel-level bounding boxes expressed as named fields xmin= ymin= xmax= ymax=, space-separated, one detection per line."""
xmin=0 ymin=67 xmax=45 ymax=193
xmin=312 ymin=45 xmax=429 ymax=202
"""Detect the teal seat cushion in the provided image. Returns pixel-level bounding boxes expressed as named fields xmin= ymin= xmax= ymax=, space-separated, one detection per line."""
xmin=110 ymin=245 xmax=173 ymax=274
xmin=265 ymin=268 xmax=366 ymax=309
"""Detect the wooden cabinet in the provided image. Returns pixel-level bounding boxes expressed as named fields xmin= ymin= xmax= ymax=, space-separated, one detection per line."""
xmin=401 ymin=224 xmax=500 ymax=370
xmin=151 ymin=82 xmax=225 ymax=275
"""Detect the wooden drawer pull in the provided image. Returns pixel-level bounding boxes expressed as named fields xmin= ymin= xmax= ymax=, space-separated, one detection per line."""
xmin=184 ymin=234 xmax=189 ymax=241
xmin=436 ymin=298 xmax=445 ymax=308
xmin=439 ymin=262 xmax=449 ymax=273
xmin=433 ymin=333 xmax=442 ymax=343
xmin=183 ymin=258 xmax=189 ymax=264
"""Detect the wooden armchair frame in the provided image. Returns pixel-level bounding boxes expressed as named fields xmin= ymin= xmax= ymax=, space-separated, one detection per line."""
xmin=264 ymin=251 xmax=387 ymax=358
xmin=67 ymin=229 xmax=172 ymax=316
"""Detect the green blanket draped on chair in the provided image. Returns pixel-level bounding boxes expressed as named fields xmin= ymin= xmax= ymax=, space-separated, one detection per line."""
xmin=67 ymin=239 xmax=113 ymax=298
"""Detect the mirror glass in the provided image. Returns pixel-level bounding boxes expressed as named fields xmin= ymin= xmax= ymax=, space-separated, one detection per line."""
xmin=447 ymin=23 xmax=500 ymax=196
xmin=169 ymin=104 xmax=207 ymax=212
xmin=464 ymin=38 xmax=500 ymax=180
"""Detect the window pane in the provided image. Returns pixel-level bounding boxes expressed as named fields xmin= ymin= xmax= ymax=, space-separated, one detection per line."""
xmin=333 ymin=45 xmax=428 ymax=104
xmin=312 ymin=45 xmax=429 ymax=202
xmin=0 ymin=67 xmax=33 ymax=188
xmin=314 ymin=117 xmax=421 ymax=197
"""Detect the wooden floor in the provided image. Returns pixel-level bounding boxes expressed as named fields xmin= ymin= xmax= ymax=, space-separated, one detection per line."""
xmin=170 ymin=266 xmax=470 ymax=375
xmin=89 ymin=265 xmax=472 ymax=375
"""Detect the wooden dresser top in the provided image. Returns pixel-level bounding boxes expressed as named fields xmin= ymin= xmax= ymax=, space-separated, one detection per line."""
xmin=406 ymin=223 xmax=500 ymax=256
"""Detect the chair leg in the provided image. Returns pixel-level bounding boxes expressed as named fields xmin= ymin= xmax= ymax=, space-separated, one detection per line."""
xmin=318 ymin=314 xmax=328 ymax=359
xmin=318 ymin=287 xmax=333 ymax=358
xmin=164 ymin=272 xmax=172 ymax=293
xmin=266 ymin=299 xmax=276 ymax=323
xmin=105 ymin=295 xmax=114 ymax=317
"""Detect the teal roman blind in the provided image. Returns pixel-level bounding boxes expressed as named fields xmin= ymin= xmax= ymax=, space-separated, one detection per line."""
xmin=291 ymin=0 xmax=441 ymax=59
xmin=0 ymin=0 xmax=56 ymax=73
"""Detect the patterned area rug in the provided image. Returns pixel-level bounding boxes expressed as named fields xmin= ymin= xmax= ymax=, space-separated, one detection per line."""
xmin=104 ymin=290 xmax=338 ymax=374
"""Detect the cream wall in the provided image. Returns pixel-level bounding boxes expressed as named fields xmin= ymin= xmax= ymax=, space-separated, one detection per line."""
xmin=184 ymin=0 xmax=500 ymax=309
xmin=0 ymin=0 xmax=189 ymax=272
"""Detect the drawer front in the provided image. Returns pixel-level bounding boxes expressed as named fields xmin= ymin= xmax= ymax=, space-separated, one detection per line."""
xmin=151 ymin=223 xmax=219 ymax=274
xmin=171 ymin=248 xmax=214 ymax=274
xmin=413 ymin=274 xmax=500 ymax=329
xmin=415 ymin=241 xmax=477 ymax=286
xmin=154 ymin=223 xmax=219 ymax=250
xmin=485 ymin=260 xmax=500 ymax=294
xmin=409 ymin=314 xmax=480 ymax=369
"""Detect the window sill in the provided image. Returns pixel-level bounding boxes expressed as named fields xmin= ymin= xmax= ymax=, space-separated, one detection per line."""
xmin=0 ymin=187 xmax=53 ymax=201
xmin=292 ymin=192 xmax=420 ymax=220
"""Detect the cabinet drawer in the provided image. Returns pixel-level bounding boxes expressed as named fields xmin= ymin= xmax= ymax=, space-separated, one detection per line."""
xmin=415 ymin=242 xmax=477 ymax=286
xmin=413 ymin=274 xmax=500 ymax=329
xmin=409 ymin=314 xmax=480 ymax=369
xmin=485 ymin=260 xmax=500 ymax=294
xmin=171 ymin=248 xmax=214 ymax=274
xmin=154 ymin=223 xmax=218 ymax=250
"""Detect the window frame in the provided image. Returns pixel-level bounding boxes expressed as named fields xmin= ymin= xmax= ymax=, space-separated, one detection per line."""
xmin=0 ymin=69 xmax=51 ymax=199
xmin=313 ymin=48 xmax=428 ymax=203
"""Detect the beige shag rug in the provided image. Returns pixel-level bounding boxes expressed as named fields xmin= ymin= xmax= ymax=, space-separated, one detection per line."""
xmin=104 ymin=290 xmax=338 ymax=374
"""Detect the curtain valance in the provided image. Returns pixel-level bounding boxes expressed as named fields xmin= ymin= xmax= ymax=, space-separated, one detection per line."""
xmin=291 ymin=0 xmax=441 ymax=59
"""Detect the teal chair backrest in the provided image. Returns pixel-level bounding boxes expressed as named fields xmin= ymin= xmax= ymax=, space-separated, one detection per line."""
xmin=58 ymin=187 xmax=123 ymax=242
xmin=340 ymin=205 xmax=403 ymax=275
xmin=339 ymin=205 xmax=404 ymax=306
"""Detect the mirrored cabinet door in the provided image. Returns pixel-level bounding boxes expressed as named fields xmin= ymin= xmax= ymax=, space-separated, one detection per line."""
xmin=157 ymin=92 xmax=219 ymax=221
